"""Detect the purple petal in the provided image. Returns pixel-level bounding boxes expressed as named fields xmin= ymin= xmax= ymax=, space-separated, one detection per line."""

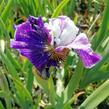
xmin=28 ymin=16 xmax=44 ymax=27
xmin=76 ymin=49 xmax=101 ymax=68
xmin=10 ymin=40 xmax=44 ymax=50
xmin=14 ymin=21 xmax=32 ymax=41
xmin=10 ymin=40 xmax=28 ymax=48
xmin=10 ymin=16 xmax=54 ymax=73
xmin=47 ymin=59 xmax=58 ymax=67
xmin=14 ymin=21 xmax=48 ymax=42
xmin=56 ymin=33 xmax=102 ymax=68
xmin=19 ymin=48 xmax=49 ymax=70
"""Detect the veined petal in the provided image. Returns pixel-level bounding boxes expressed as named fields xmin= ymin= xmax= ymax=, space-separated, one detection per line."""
xmin=10 ymin=16 xmax=55 ymax=77
xmin=14 ymin=21 xmax=32 ymax=41
xmin=47 ymin=59 xmax=58 ymax=67
xmin=76 ymin=49 xmax=101 ymax=68
xmin=10 ymin=40 xmax=44 ymax=50
xmin=10 ymin=40 xmax=28 ymax=49
xmin=47 ymin=16 xmax=79 ymax=46
xmin=14 ymin=21 xmax=48 ymax=43
xmin=56 ymin=33 xmax=101 ymax=68
xmin=66 ymin=33 xmax=91 ymax=50
xmin=59 ymin=16 xmax=79 ymax=45
xmin=19 ymin=49 xmax=49 ymax=70
xmin=28 ymin=16 xmax=44 ymax=27
xmin=69 ymin=33 xmax=101 ymax=68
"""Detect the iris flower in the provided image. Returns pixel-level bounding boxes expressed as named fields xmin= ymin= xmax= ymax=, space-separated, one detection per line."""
xmin=10 ymin=16 xmax=101 ymax=77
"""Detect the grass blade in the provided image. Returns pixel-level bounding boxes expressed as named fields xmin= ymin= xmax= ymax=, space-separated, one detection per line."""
xmin=1 ymin=0 xmax=14 ymax=22
xmin=79 ymin=80 xmax=109 ymax=109
xmin=51 ymin=0 xmax=69 ymax=18
xmin=63 ymin=61 xmax=83 ymax=103
xmin=0 ymin=53 xmax=19 ymax=79
xmin=92 ymin=0 xmax=109 ymax=50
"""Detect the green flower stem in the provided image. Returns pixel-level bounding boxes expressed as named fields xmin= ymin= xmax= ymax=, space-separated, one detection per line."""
xmin=79 ymin=80 xmax=109 ymax=109
xmin=33 ymin=70 xmax=56 ymax=105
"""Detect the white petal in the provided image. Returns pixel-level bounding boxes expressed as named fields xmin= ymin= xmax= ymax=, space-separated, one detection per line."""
xmin=49 ymin=18 xmax=61 ymax=38
xmin=46 ymin=16 xmax=79 ymax=46
xmin=59 ymin=17 xmax=79 ymax=45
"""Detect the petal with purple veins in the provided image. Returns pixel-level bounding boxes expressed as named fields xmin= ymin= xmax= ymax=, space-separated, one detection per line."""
xmin=47 ymin=59 xmax=58 ymax=67
xmin=10 ymin=16 xmax=54 ymax=76
xmin=10 ymin=40 xmax=28 ymax=49
xmin=47 ymin=16 xmax=79 ymax=46
xmin=59 ymin=16 xmax=79 ymax=46
xmin=19 ymin=48 xmax=49 ymax=70
xmin=76 ymin=49 xmax=101 ymax=68
xmin=28 ymin=16 xmax=44 ymax=27
xmin=14 ymin=21 xmax=32 ymax=41
xmin=14 ymin=21 xmax=48 ymax=42
xmin=10 ymin=40 xmax=44 ymax=50
xmin=56 ymin=33 xmax=101 ymax=68
xmin=66 ymin=33 xmax=91 ymax=50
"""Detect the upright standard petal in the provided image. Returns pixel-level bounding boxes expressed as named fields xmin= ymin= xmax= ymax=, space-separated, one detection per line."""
xmin=47 ymin=16 xmax=79 ymax=46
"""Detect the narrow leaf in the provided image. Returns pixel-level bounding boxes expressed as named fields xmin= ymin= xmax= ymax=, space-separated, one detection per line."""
xmin=51 ymin=0 xmax=69 ymax=18
xmin=79 ymin=80 xmax=109 ymax=109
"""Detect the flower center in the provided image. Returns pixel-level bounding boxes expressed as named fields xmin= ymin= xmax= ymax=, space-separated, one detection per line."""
xmin=44 ymin=44 xmax=69 ymax=62
xmin=50 ymin=48 xmax=69 ymax=62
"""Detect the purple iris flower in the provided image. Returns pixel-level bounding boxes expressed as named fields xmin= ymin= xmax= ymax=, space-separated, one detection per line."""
xmin=10 ymin=16 xmax=101 ymax=77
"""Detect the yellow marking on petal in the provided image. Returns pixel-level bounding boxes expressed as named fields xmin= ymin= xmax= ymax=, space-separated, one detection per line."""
xmin=44 ymin=45 xmax=53 ymax=52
